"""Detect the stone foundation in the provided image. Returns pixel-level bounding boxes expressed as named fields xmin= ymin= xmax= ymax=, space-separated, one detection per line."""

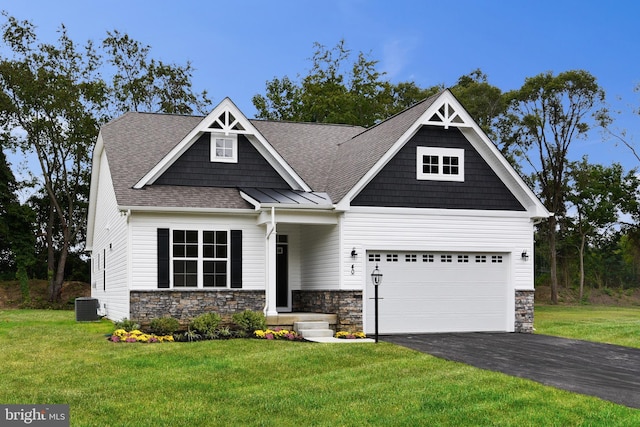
xmin=292 ymin=290 xmax=363 ymax=331
xmin=514 ymin=290 xmax=534 ymax=333
xmin=130 ymin=290 xmax=265 ymax=327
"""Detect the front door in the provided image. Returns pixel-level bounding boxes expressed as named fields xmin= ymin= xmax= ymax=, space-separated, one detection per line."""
xmin=276 ymin=235 xmax=290 ymax=311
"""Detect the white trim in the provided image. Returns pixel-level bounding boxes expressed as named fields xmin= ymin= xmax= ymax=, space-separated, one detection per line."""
xmin=210 ymin=133 xmax=238 ymax=163
xmin=133 ymin=98 xmax=311 ymax=191
xmin=416 ymin=146 xmax=465 ymax=182
xmin=117 ymin=205 xmax=257 ymax=215
xmin=169 ymin=228 xmax=231 ymax=289
xmin=348 ymin=205 xmax=539 ymax=219
xmin=336 ymin=90 xmax=550 ymax=219
xmin=86 ymin=132 xmax=105 ymax=251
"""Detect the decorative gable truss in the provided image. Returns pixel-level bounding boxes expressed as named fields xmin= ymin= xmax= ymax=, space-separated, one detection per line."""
xmin=133 ymin=98 xmax=311 ymax=191
xmin=338 ymin=90 xmax=549 ymax=218
xmin=424 ymin=99 xmax=469 ymax=129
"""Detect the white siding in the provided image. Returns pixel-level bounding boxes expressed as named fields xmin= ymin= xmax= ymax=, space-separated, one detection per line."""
xmin=342 ymin=207 xmax=534 ymax=292
xmin=129 ymin=212 xmax=265 ymax=291
xmin=90 ymin=152 xmax=129 ymax=321
xmin=300 ymin=224 xmax=340 ymax=289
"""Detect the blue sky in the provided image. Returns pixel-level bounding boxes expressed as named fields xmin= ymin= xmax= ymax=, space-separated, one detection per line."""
xmin=3 ymin=0 xmax=640 ymax=173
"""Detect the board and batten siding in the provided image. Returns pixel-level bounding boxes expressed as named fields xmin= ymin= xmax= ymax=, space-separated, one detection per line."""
xmin=341 ymin=207 xmax=535 ymax=291
xmin=90 ymin=151 xmax=130 ymax=321
xmin=129 ymin=212 xmax=265 ymax=291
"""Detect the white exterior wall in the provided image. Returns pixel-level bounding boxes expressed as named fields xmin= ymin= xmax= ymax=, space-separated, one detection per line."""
xmin=300 ymin=224 xmax=340 ymax=290
xmin=341 ymin=207 xmax=535 ymax=291
xmin=90 ymin=152 xmax=130 ymax=321
xmin=129 ymin=211 xmax=265 ymax=291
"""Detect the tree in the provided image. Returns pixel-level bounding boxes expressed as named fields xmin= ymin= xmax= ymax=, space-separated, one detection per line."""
xmin=0 ymin=148 xmax=35 ymax=288
xmin=0 ymin=15 xmax=105 ymax=301
xmin=102 ymin=30 xmax=211 ymax=115
xmin=0 ymin=14 xmax=214 ymax=301
xmin=566 ymin=158 xmax=639 ymax=299
xmin=253 ymin=40 xmax=440 ymax=127
xmin=502 ymin=70 xmax=606 ymax=304
xmin=254 ymin=40 xmax=391 ymax=126
xmin=450 ymin=69 xmax=506 ymax=141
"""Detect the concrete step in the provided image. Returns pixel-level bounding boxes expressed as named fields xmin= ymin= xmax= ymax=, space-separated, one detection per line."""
xmin=294 ymin=321 xmax=334 ymax=339
xmin=294 ymin=321 xmax=329 ymax=331
xmin=298 ymin=328 xmax=334 ymax=338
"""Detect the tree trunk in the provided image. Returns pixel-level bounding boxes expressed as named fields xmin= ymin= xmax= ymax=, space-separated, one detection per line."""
xmin=579 ymin=234 xmax=586 ymax=301
xmin=46 ymin=204 xmax=57 ymax=302
xmin=548 ymin=216 xmax=559 ymax=304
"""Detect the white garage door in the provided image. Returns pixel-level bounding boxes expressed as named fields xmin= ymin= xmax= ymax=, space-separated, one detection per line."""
xmin=365 ymin=251 xmax=509 ymax=334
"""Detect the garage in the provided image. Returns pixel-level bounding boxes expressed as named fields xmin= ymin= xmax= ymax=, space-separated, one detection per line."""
xmin=365 ymin=251 xmax=510 ymax=334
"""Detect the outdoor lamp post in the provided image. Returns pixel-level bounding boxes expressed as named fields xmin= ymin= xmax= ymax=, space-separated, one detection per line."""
xmin=371 ymin=264 xmax=383 ymax=343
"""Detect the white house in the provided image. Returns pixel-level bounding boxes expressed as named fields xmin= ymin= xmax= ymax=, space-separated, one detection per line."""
xmin=86 ymin=90 xmax=550 ymax=334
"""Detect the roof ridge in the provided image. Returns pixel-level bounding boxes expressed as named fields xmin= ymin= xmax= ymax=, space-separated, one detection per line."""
xmin=249 ymin=118 xmax=365 ymax=129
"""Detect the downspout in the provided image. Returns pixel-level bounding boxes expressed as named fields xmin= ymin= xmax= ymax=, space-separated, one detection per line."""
xmin=263 ymin=207 xmax=276 ymax=315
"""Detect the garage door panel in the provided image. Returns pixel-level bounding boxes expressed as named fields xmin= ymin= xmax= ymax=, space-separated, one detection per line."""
xmin=366 ymin=251 xmax=509 ymax=334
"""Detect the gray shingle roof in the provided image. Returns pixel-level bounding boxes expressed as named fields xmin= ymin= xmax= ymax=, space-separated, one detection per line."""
xmin=99 ymin=94 xmax=440 ymax=210
xmin=249 ymin=120 xmax=364 ymax=191
xmin=326 ymin=93 xmax=440 ymax=201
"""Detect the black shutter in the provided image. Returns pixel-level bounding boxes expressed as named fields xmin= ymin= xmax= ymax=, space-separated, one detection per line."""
xmin=157 ymin=228 xmax=170 ymax=288
xmin=230 ymin=230 xmax=243 ymax=288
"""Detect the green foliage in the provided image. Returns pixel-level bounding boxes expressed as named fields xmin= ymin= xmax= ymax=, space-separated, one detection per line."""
xmin=148 ymin=316 xmax=180 ymax=336
xmin=450 ymin=69 xmax=505 ymax=142
xmin=113 ymin=318 xmax=140 ymax=332
xmin=232 ymin=309 xmax=266 ymax=333
xmin=253 ymin=39 xmax=441 ymax=127
xmin=0 ymin=13 xmax=211 ymax=288
xmin=102 ymin=30 xmax=211 ymax=115
xmin=188 ymin=312 xmax=221 ymax=335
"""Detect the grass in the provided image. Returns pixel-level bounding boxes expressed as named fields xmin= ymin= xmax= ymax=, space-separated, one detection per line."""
xmin=535 ymin=305 xmax=640 ymax=348
xmin=0 ymin=309 xmax=639 ymax=426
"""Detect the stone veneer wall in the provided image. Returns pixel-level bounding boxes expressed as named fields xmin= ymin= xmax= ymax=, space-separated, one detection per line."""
xmin=130 ymin=290 xmax=265 ymax=327
xmin=514 ymin=290 xmax=534 ymax=333
xmin=292 ymin=290 xmax=363 ymax=331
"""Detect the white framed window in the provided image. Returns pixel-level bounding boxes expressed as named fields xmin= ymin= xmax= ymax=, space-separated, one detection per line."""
xmin=210 ymin=133 xmax=238 ymax=163
xmin=172 ymin=229 xmax=229 ymax=288
xmin=416 ymin=147 xmax=464 ymax=182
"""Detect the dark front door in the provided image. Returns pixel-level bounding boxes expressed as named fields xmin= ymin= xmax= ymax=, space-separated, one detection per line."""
xmin=276 ymin=236 xmax=289 ymax=309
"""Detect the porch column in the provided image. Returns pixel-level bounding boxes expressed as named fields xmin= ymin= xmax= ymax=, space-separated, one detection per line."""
xmin=265 ymin=209 xmax=278 ymax=316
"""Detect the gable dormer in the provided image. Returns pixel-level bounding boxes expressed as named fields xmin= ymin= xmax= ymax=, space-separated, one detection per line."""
xmin=133 ymin=98 xmax=310 ymax=191
xmin=334 ymin=90 xmax=548 ymax=217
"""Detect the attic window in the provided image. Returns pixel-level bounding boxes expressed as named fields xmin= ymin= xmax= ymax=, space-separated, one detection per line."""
xmin=416 ymin=147 xmax=464 ymax=182
xmin=210 ymin=134 xmax=238 ymax=163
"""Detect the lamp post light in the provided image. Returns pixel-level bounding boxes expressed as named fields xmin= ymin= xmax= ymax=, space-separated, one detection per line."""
xmin=371 ymin=264 xmax=383 ymax=343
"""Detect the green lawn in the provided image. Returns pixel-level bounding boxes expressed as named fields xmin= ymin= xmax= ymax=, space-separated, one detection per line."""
xmin=0 ymin=309 xmax=639 ymax=426
xmin=535 ymin=305 xmax=640 ymax=348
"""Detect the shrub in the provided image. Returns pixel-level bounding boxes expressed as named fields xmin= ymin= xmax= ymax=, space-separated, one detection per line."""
xmin=189 ymin=312 xmax=221 ymax=335
xmin=232 ymin=310 xmax=266 ymax=334
xmin=113 ymin=318 xmax=140 ymax=332
xmin=148 ymin=317 xmax=180 ymax=336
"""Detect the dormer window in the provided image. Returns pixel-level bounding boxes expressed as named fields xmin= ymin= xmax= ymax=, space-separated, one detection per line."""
xmin=210 ymin=134 xmax=238 ymax=163
xmin=416 ymin=147 xmax=464 ymax=182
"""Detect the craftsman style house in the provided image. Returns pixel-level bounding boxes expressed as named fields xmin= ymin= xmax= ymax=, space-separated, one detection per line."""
xmin=86 ymin=90 xmax=550 ymax=333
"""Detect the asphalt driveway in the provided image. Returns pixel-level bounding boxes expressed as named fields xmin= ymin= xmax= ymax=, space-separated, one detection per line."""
xmin=383 ymin=333 xmax=640 ymax=408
